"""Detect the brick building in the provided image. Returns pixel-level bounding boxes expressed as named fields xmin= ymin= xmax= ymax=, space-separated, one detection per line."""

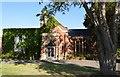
xmin=40 ymin=18 xmax=93 ymax=60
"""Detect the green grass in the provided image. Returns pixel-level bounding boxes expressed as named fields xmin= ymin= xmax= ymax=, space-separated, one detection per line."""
xmin=2 ymin=63 xmax=50 ymax=75
xmin=2 ymin=61 xmax=100 ymax=75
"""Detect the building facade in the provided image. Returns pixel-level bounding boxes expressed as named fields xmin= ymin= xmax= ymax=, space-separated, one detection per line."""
xmin=40 ymin=21 xmax=93 ymax=60
xmin=41 ymin=23 xmax=70 ymax=60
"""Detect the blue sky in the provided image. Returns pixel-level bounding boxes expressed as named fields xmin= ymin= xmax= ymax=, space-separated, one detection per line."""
xmin=1 ymin=2 xmax=87 ymax=37
xmin=0 ymin=2 xmax=2 ymax=37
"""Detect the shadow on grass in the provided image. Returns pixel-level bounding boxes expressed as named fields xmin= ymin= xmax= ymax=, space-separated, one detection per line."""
xmin=38 ymin=60 xmax=100 ymax=76
xmin=13 ymin=60 xmax=40 ymax=65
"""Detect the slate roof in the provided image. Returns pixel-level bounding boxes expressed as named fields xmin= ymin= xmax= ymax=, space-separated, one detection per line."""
xmin=68 ymin=29 xmax=90 ymax=37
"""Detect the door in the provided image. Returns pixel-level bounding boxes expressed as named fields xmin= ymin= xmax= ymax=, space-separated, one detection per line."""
xmin=46 ymin=47 xmax=56 ymax=58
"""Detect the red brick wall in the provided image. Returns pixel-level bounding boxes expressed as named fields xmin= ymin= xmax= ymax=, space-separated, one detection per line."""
xmin=52 ymin=25 xmax=71 ymax=55
xmin=41 ymin=24 xmax=72 ymax=60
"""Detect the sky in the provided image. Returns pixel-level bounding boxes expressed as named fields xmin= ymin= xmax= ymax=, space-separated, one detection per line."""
xmin=0 ymin=2 xmax=2 ymax=37
xmin=1 ymin=2 xmax=87 ymax=37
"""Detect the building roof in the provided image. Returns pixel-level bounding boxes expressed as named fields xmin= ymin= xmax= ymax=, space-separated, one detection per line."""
xmin=68 ymin=29 xmax=90 ymax=37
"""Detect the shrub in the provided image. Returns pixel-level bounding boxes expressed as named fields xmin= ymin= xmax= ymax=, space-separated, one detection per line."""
xmin=117 ymin=49 xmax=120 ymax=57
xmin=79 ymin=54 xmax=86 ymax=60
xmin=66 ymin=54 xmax=74 ymax=60
xmin=85 ymin=54 xmax=98 ymax=60
xmin=66 ymin=53 xmax=98 ymax=60
xmin=2 ymin=53 xmax=11 ymax=59
xmin=66 ymin=54 xmax=86 ymax=60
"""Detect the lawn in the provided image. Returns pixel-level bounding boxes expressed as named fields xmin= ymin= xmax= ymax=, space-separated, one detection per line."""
xmin=2 ymin=63 xmax=49 ymax=75
xmin=2 ymin=60 xmax=100 ymax=76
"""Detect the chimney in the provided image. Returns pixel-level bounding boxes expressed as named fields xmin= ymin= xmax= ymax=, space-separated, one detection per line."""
xmin=44 ymin=15 xmax=48 ymax=24
xmin=40 ymin=6 xmax=48 ymax=27
xmin=40 ymin=20 xmax=44 ymax=27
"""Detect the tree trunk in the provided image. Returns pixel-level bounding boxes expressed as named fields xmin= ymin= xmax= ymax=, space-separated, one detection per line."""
xmin=96 ymin=2 xmax=118 ymax=75
xmin=82 ymin=0 xmax=119 ymax=75
xmin=96 ymin=26 xmax=116 ymax=75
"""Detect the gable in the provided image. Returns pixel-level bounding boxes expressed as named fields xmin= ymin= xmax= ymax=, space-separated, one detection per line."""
xmin=52 ymin=23 xmax=68 ymax=36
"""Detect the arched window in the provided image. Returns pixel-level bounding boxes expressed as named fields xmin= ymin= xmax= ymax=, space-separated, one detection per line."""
xmin=46 ymin=41 xmax=56 ymax=58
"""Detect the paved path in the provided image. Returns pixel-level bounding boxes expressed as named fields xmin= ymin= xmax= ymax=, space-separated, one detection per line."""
xmin=66 ymin=60 xmax=120 ymax=71
xmin=66 ymin=60 xmax=100 ymax=68
xmin=47 ymin=60 xmax=120 ymax=71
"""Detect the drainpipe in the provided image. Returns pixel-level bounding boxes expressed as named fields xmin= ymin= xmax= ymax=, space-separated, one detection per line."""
xmin=63 ymin=34 xmax=65 ymax=59
xmin=74 ymin=40 xmax=76 ymax=56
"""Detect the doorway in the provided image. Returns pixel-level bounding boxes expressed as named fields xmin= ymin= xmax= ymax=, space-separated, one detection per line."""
xmin=47 ymin=47 xmax=56 ymax=58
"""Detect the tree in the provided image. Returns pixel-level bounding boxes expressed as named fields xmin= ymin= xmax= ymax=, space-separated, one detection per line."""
xmin=2 ymin=29 xmax=15 ymax=59
xmin=83 ymin=2 xmax=119 ymax=75
xmin=39 ymin=0 xmax=120 ymax=75
xmin=82 ymin=1 xmax=119 ymax=75
xmin=84 ymin=2 xmax=120 ymax=60
xmin=3 ymin=28 xmax=40 ymax=60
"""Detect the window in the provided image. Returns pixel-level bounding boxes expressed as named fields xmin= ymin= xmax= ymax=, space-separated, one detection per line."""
xmin=47 ymin=47 xmax=55 ymax=57
xmin=62 ymin=46 xmax=64 ymax=51
xmin=51 ymin=48 xmax=54 ymax=57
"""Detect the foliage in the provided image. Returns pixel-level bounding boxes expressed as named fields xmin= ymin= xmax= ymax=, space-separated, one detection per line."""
xmin=117 ymin=48 xmax=120 ymax=57
xmin=79 ymin=54 xmax=86 ymax=60
xmin=39 ymin=2 xmax=82 ymax=15
xmin=2 ymin=29 xmax=40 ymax=60
xmin=66 ymin=53 xmax=98 ymax=60
xmin=36 ymin=6 xmax=59 ymax=32
xmin=83 ymin=2 xmax=120 ymax=56
xmin=85 ymin=53 xmax=98 ymax=60
xmin=66 ymin=54 xmax=75 ymax=60
xmin=83 ymin=3 xmax=116 ymax=36
xmin=46 ymin=16 xmax=59 ymax=31
xmin=2 ymin=53 xmax=12 ymax=59
xmin=41 ymin=16 xmax=59 ymax=32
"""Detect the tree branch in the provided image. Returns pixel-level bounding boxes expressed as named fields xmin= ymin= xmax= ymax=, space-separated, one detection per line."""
xmin=112 ymin=0 xmax=120 ymax=50
xmin=81 ymin=0 xmax=99 ymax=27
